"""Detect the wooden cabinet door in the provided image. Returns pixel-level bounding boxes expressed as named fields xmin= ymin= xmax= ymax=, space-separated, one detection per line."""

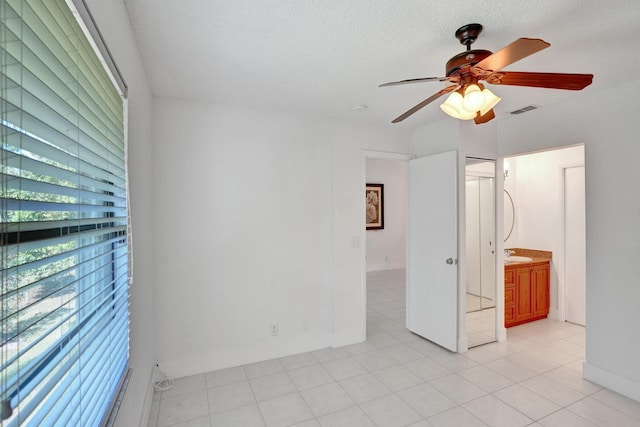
xmin=514 ymin=266 xmax=534 ymax=322
xmin=504 ymin=261 xmax=550 ymax=328
xmin=533 ymin=264 xmax=550 ymax=317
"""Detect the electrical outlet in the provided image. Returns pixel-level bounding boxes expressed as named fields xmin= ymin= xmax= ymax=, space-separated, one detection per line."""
xmin=270 ymin=323 xmax=278 ymax=336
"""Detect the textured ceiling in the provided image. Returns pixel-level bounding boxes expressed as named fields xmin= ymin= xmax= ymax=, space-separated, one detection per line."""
xmin=123 ymin=0 xmax=640 ymax=129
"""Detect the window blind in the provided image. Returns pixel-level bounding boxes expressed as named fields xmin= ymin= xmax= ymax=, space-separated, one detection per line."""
xmin=1 ymin=0 xmax=129 ymax=425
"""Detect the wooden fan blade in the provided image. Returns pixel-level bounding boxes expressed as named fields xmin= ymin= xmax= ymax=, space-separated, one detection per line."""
xmin=485 ymin=71 xmax=593 ymax=90
xmin=391 ymin=85 xmax=457 ymax=123
xmin=474 ymin=109 xmax=495 ymax=125
xmin=475 ymin=38 xmax=550 ymax=72
xmin=379 ymin=77 xmax=449 ymax=87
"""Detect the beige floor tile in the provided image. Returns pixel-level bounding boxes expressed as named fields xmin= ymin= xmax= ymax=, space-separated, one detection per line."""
xmin=359 ymin=394 xmax=422 ymax=427
xmin=258 ymin=393 xmax=314 ymax=427
xmin=338 ymin=373 xmax=391 ymax=403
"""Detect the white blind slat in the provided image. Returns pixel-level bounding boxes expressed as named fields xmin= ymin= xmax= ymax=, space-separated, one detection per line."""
xmin=3 ymin=216 xmax=127 ymax=233
xmin=3 ymin=174 xmax=126 ymax=206
xmin=2 ymin=269 xmax=128 ymax=386
xmin=1 ymin=248 xmax=129 ymax=345
xmin=6 ymin=0 xmax=123 ymax=123
xmin=2 ymin=146 xmax=126 ymax=195
xmin=1 ymin=130 xmax=117 ymax=184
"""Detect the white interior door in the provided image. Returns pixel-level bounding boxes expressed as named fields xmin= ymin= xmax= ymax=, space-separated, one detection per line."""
xmin=407 ymin=151 xmax=458 ymax=351
xmin=565 ymin=166 xmax=586 ymax=325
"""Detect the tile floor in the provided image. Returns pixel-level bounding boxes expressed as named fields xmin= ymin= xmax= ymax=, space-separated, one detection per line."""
xmin=148 ymin=268 xmax=640 ymax=427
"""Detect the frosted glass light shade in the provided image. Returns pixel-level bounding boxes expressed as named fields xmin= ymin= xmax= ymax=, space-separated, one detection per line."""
xmin=440 ymin=91 xmax=464 ymax=118
xmin=462 ymin=84 xmax=484 ymax=112
xmin=480 ymin=88 xmax=501 ymax=116
xmin=457 ymin=108 xmax=477 ymax=120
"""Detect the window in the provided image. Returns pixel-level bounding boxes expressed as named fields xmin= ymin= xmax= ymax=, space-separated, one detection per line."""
xmin=1 ymin=0 xmax=129 ymax=425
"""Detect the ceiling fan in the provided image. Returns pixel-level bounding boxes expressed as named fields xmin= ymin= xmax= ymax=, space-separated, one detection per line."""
xmin=380 ymin=23 xmax=593 ymax=124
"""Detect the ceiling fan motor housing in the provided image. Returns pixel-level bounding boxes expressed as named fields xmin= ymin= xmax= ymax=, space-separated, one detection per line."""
xmin=445 ymin=49 xmax=492 ymax=77
xmin=455 ymin=23 xmax=483 ymax=47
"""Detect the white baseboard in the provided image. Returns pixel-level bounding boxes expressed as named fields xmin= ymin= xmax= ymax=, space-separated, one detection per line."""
xmin=583 ymin=362 xmax=640 ymax=402
xmin=457 ymin=336 xmax=468 ymax=353
xmin=138 ymin=365 xmax=157 ymax=427
xmin=331 ymin=327 xmax=365 ymax=348
xmin=366 ymin=262 xmax=406 ymax=272
xmin=158 ymin=334 xmax=332 ymax=379
xmin=160 ymin=330 xmax=365 ymax=378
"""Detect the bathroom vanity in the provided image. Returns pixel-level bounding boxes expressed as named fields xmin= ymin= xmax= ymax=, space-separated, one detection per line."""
xmin=504 ymin=249 xmax=551 ymax=328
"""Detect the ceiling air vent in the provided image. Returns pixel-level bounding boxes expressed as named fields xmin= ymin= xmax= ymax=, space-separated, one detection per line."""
xmin=510 ymin=105 xmax=540 ymax=115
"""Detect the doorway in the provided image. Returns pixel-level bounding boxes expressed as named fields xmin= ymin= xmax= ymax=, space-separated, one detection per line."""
xmin=465 ymin=159 xmax=497 ymax=347
xmin=363 ymin=152 xmax=411 ymax=339
xmin=365 ymin=152 xmax=498 ymax=351
xmin=503 ymin=145 xmax=586 ymax=326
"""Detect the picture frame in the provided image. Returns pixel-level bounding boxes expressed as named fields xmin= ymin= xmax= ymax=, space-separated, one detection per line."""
xmin=365 ymin=183 xmax=384 ymax=230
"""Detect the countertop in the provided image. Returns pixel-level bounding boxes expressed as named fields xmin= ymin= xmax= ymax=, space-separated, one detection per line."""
xmin=505 ymin=248 xmax=552 ymax=266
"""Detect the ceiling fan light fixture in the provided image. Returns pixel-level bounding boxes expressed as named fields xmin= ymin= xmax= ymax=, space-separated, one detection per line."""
xmin=381 ymin=24 xmax=593 ymax=124
xmin=440 ymin=91 xmax=464 ymax=118
xmin=480 ymin=88 xmax=501 ymax=116
xmin=462 ymin=83 xmax=484 ymax=112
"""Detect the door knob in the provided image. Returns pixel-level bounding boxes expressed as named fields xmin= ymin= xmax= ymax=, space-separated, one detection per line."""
xmin=446 ymin=258 xmax=454 ymax=265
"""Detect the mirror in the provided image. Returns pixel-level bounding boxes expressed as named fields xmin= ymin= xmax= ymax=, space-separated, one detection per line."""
xmin=465 ymin=159 xmax=496 ymax=347
xmin=504 ymin=189 xmax=515 ymax=242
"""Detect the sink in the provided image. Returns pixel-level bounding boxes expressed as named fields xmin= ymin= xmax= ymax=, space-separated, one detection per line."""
xmin=504 ymin=255 xmax=533 ymax=263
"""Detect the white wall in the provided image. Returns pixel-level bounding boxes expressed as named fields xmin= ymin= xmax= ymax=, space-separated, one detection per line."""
xmin=152 ymin=98 xmax=412 ymax=377
xmin=504 ymin=145 xmax=584 ymax=318
xmin=152 ymin=99 xmax=332 ymax=376
xmin=365 ymin=159 xmax=407 ymax=271
xmin=84 ymin=1 xmax=156 ymax=426
xmin=503 ymin=159 xmax=518 ymax=244
xmin=498 ymin=81 xmax=640 ymax=402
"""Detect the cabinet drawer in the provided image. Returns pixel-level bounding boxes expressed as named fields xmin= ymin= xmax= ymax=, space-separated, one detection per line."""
xmin=505 ymin=268 xmax=515 ymax=284
xmin=505 ymin=286 xmax=515 ymax=305
xmin=505 ymin=306 xmax=515 ymax=326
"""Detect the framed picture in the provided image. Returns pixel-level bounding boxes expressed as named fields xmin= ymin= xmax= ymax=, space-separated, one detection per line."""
xmin=365 ymin=183 xmax=384 ymax=230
